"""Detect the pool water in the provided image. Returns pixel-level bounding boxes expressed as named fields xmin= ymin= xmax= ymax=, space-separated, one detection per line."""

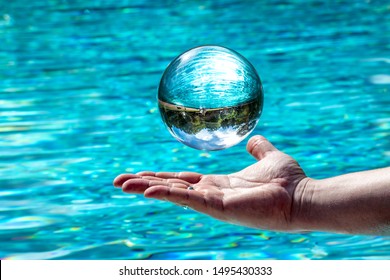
xmin=1 ymin=0 xmax=389 ymax=259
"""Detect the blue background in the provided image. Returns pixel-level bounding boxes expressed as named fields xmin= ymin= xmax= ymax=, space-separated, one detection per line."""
xmin=0 ymin=0 xmax=389 ymax=259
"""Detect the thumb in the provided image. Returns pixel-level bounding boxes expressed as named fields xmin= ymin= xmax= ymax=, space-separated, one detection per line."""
xmin=247 ymin=135 xmax=278 ymax=160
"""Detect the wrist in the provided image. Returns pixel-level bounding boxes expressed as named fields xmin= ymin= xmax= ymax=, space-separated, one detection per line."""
xmin=291 ymin=167 xmax=390 ymax=235
xmin=290 ymin=177 xmax=318 ymax=232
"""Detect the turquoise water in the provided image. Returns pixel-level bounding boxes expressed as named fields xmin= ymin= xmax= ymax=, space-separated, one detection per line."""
xmin=1 ymin=0 xmax=390 ymax=259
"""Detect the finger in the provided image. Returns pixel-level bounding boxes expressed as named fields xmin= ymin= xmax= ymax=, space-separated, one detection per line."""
xmin=141 ymin=176 xmax=191 ymax=186
xmin=122 ymin=179 xmax=188 ymax=193
xmin=155 ymin=172 xmax=203 ymax=184
xmin=141 ymin=176 xmax=163 ymax=181
xmin=246 ymin=135 xmax=278 ymax=160
xmin=122 ymin=179 xmax=149 ymax=193
xmin=113 ymin=174 xmax=141 ymax=187
xmin=144 ymin=186 xmax=207 ymax=212
xmin=166 ymin=178 xmax=192 ymax=186
xmin=136 ymin=171 xmax=155 ymax=176
xmin=137 ymin=171 xmax=202 ymax=184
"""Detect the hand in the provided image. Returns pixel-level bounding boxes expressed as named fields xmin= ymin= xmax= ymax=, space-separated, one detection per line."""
xmin=113 ymin=135 xmax=310 ymax=231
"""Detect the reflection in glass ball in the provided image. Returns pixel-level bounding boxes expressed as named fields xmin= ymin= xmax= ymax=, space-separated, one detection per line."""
xmin=158 ymin=45 xmax=263 ymax=151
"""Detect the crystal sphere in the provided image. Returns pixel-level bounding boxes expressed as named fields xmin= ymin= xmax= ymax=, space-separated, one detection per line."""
xmin=158 ymin=45 xmax=263 ymax=151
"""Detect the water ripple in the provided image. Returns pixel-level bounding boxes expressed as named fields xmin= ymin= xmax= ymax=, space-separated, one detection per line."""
xmin=1 ymin=0 xmax=389 ymax=260
xmin=0 ymin=216 xmax=60 ymax=230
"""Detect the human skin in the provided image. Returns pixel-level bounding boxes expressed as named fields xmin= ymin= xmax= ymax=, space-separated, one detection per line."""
xmin=113 ymin=135 xmax=390 ymax=235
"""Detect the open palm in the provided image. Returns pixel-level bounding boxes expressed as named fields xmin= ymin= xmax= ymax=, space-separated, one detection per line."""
xmin=113 ymin=136 xmax=309 ymax=231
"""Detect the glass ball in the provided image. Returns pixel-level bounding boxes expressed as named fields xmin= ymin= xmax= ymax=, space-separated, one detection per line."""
xmin=158 ymin=45 xmax=263 ymax=151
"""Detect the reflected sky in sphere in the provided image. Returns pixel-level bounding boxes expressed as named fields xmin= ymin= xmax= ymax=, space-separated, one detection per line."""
xmin=158 ymin=45 xmax=263 ymax=151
